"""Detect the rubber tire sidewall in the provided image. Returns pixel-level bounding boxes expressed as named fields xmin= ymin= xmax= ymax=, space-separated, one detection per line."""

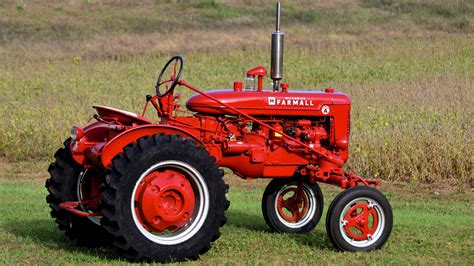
xmin=326 ymin=186 xmax=393 ymax=251
xmin=101 ymin=135 xmax=227 ymax=262
xmin=262 ymin=178 xmax=324 ymax=233
xmin=46 ymin=139 xmax=110 ymax=246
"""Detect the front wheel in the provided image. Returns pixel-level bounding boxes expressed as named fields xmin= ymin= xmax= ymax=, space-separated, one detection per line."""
xmin=262 ymin=177 xmax=324 ymax=233
xmin=326 ymin=186 xmax=393 ymax=251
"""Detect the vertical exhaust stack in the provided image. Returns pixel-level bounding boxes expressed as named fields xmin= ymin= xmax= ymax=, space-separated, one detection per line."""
xmin=271 ymin=2 xmax=284 ymax=91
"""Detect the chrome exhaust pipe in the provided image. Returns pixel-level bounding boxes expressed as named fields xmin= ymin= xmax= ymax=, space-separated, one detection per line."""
xmin=271 ymin=2 xmax=284 ymax=91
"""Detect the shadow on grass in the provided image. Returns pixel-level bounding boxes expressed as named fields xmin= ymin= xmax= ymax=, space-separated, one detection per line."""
xmin=4 ymin=218 xmax=120 ymax=261
xmin=225 ymin=208 xmax=332 ymax=250
xmin=5 ymin=210 xmax=333 ymax=260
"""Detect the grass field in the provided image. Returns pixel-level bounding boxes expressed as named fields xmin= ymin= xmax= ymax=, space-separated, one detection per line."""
xmin=0 ymin=162 xmax=473 ymax=264
xmin=0 ymin=0 xmax=473 ymax=264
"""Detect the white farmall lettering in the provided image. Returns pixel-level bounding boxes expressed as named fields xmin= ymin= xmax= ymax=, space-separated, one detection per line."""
xmin=267 ymin=96 xmax=314 ymax=107
xmin=321 ymin=105 xmax=330 ymax=115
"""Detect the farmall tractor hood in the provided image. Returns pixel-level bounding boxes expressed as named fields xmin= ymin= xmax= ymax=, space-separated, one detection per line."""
xmin=186 ymin=89 xmax=351 ymax=116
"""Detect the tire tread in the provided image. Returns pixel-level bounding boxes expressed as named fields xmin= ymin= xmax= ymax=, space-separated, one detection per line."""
xmin=99 ymin=134 xmax=228 ymax=262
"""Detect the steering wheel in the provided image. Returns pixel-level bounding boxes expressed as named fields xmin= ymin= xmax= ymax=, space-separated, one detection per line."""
xmin=155 ymin=55 xmax=184 ymax=97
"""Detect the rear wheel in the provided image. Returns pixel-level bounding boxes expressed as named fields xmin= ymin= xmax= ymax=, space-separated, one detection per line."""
xmin=99 ymin=134 xmax=229 ymax=262
xmin=45 ymin=139 xmax=110 ymax=246
xmin=326 ymin=186 xmax=393 ymax=251
xmin=262 ymin=177 xmax=324 ymax=233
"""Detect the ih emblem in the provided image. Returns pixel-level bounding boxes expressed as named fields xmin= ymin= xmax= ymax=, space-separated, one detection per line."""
xmin=321 ymin=105 xmax=330 ymax=115
xmin=268 ymin=97 xmax=276 ymax=105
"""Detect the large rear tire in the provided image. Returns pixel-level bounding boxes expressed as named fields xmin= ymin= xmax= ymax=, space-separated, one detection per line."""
xmin=99 ymin=134 xmax=229 ymax=262
xmin=45 ymin=139 xmax=110 ymax=246
xmin=262 ymin=177 xmax=324 ymax=233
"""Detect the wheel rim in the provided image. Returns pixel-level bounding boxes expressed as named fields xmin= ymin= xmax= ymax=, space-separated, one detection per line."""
xmin=339 ymin=197 xmax=385 ymax=247
xmin=76 ymin=170 xmax=102 ymax=225
xmin=131 ymin=160 xmax=209 ymax=245
xmin=274 ymin=182 xmax=316 ymax=228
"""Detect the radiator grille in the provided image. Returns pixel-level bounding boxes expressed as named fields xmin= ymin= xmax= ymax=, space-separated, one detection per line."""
xmin=347 ymin=109 xmax=351 ymax=135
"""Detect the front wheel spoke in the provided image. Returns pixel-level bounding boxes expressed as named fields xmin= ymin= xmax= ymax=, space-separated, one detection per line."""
xmin=367 ymin=209 xmax=378 ymax=232
xmin=281 ymin=198 xmax=294 ymax=210
xmin=277 ymin=197 xmax=285 ymax=209
xmin=360 ymin=223 xmax=371 ymax=236
xmin=286 ymin=207 xmax=295 ymax=217
xmin=294 ymin=208 xmax=304 ymax=220
xmin=347 ymin=219 xmax=362 ymax=231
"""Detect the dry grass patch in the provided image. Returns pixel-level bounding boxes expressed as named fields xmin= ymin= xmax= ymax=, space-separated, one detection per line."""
xmin=0 ymin=1 xmax=472 ymax=185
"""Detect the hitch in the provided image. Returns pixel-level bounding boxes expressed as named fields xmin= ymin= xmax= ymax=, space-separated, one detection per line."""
xmin=59 ymin=201 xmax=101 ymax=217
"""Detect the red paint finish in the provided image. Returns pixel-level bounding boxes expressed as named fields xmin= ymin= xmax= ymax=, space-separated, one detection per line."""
xmin=325 ymin=88 xmax=335 ymax=93
xmin=276 ymin=187 xmax=309 ymax=222
xmin=134 ymin=169 xmax=195 ymax=233
xmin=343 ymin=203 xmax=379 ymax=241
xmin=233 ymin=81 xmax=243 ymax=92
xmin=68 ymin=80 xmax=370 ymax=186
xmin=246 ymin=66 xmax=268 ymax=77
xmin=186 ymin=89 xmax=350 ymax=116
xmin=100 ymin=124 xmax=203 ymax=168
xmin=59 ymin=201 xmax=101 ymax=217
xmin=185 ymin=86 xmax=351 ymax=165
xmin=64 ymin=61 xmax=381 ymax=220
xmin=246 ymin=66 xmax=267 ymax=91
xmin=70 ymin=121 xmax=123 ymax=166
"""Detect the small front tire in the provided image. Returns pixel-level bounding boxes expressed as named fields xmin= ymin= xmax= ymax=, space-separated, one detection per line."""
xmin=326 ymin=186 xmax=393 ymax=251
xmin=262 ymin=177 xmax=324 ymax=233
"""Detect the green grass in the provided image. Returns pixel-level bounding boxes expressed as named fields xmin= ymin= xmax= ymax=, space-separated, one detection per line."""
xmin=0 ymin=176 xmax=472 ymax=264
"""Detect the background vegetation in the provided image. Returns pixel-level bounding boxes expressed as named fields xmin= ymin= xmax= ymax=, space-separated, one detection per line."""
xmin=0 ymin=0 xmax=473 ymax=264
xmin=1 ymin=0 xmax=472 ymax=184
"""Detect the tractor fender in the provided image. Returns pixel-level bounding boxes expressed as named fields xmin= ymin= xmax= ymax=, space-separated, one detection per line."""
xmin=100 ymin=124 xmax=203 ymax=168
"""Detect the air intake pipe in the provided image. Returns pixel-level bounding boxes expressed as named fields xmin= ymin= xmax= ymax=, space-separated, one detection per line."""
xmin=271 ymin=2 xmax=284 ymax=91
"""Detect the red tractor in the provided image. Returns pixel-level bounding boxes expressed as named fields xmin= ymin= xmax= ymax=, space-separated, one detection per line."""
xmin=46 ymin=3 xmax=392 ymax=262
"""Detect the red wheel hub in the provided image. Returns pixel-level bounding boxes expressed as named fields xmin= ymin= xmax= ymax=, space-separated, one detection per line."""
xmin=343 ymin=203 xmax=379 ymax=240
xmin=276 ymin=187 xmax=309 ymax=222
xmin=134 ymin=169 xmax=195 ymax=233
